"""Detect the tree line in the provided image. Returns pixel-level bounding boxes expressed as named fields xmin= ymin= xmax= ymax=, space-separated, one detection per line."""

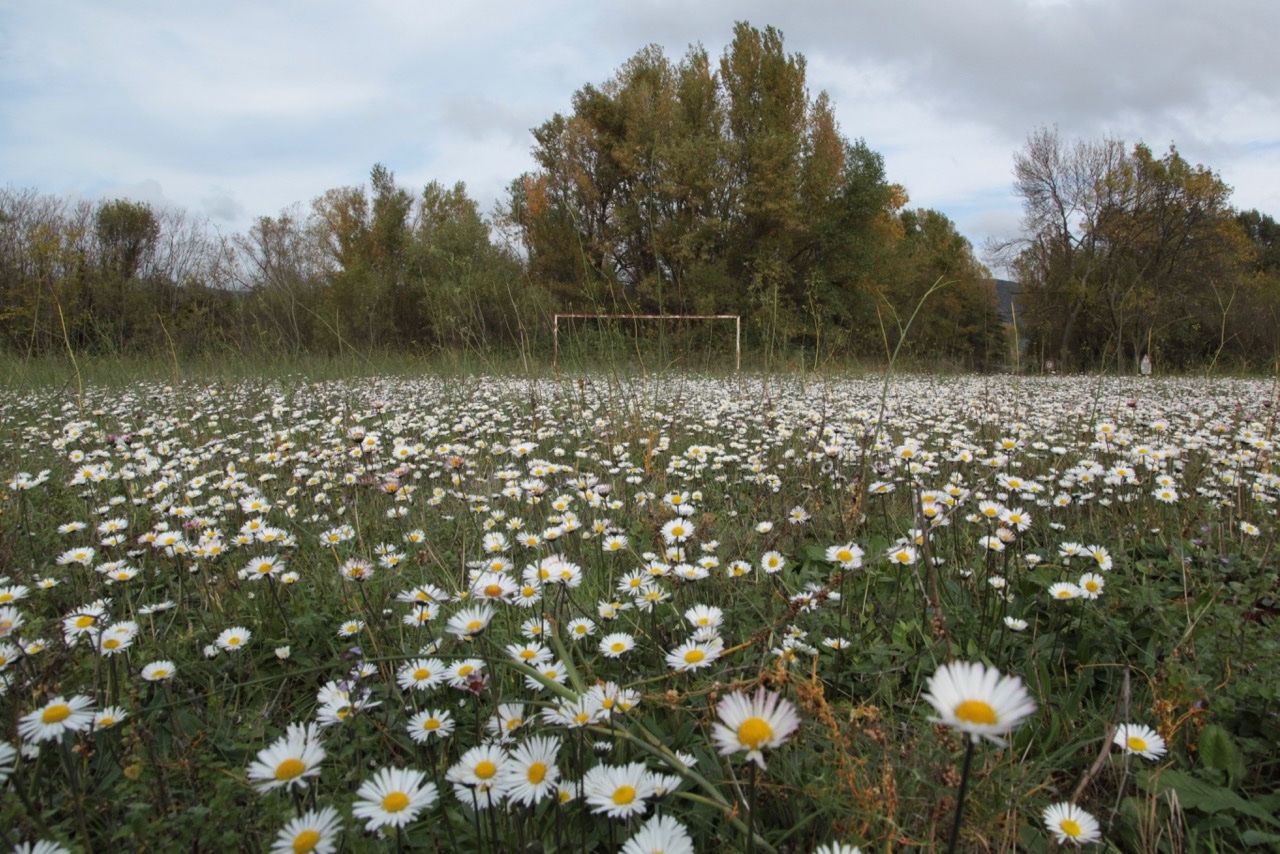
xmin=1 ymin=23 xmax=1275 ymax=370
xmin=995 ymin=127 xmax=1280 ymax=372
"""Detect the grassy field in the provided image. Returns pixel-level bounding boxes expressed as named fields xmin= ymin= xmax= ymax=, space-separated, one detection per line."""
xmin=1 ymin=363 xmax=1278 ymax=852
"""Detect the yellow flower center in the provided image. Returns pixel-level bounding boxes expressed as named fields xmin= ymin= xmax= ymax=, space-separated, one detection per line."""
xmin=1127 ymin=736 xmax=1148 ymax=752
xmin=0 ymin=594 xmax=11 ymax=602
xmin=423 ymin=718 xmax=440 ymax=731
xmin=98 ymin=716 xmax=116 ymax=727
xmin=737 ymin=716 xmax=774 ymax=750
xmin=382 ymin=791 xmax=410 ymax=812
xmin=43 ymin=704 xmax=73 ymax=724
xmin=475 ymin=760 xmax=497 ymax=779
xmin=612 ymin=785 xmax=636 ymax=805
xmin=152 ymin=669 xmax=168 ymax=679
xmin=293 ymin=828 xmax=321 ymax=853
xmin=519 ymin=650 xmax=536 ymax=660
xmin=1056 ymin=589 xmax=1073 ymax=598
xmin=684 ymin=649 xmax=705 ymax=664
xmin=75 ymin=616 xmax=95 ymax=628
xmin=1059 ymin=819 xmax=1082 ymax=838
xmin=527 ymin=762 xmax=547 ymax=784
xmin=611 ymin=642 xmax=626 ymax=652
xmin=466 ymin=620 xmax=483 ymax=632
xmin=484 ymin=585 xmax=503 ymax=598
xmin=837 ymin=550 xmax=852 ymax=562
xmin=954 ymin=700 xmax=997 ymax=726
xmin=275 ymin=758 xmax=306 ymax=780
xmin=103 ymin=638 xmax=120 ymax=649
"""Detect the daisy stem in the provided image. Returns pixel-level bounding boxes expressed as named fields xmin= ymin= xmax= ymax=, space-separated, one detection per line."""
xmin=945 ymin=738 xmax=976 ymax=854
xmin=746 ymin=761 xmax=758 ymax=854
xmin=59 ymin=736 xmax=92 ymax=852
xmin=268 ymin=576 xmax=293 ymax=640
xmin=16 ymin=751 xmax=53 ymax=838
xmin=469 ymin=788 xmax=484 ymax=852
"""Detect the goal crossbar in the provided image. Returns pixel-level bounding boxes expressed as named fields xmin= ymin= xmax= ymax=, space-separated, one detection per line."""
xmin=552 ymin=313 xmax=740 ymax=371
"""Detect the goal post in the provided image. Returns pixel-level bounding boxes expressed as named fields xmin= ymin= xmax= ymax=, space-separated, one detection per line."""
xmin=552 ymin=313 xmax=741 ymax=371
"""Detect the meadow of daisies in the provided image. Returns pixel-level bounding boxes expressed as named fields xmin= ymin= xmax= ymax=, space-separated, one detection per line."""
xmin=2 ymin=369 xmax=1279 ymax=852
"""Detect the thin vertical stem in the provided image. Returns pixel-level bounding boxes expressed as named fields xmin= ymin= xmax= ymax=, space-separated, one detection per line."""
xmin=945 ymin=739 xmax=976 ymax=854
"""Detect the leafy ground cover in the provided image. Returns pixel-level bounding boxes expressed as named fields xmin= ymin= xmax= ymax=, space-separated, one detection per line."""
xmin=2 ymin=371 xmax=1278 ymax=852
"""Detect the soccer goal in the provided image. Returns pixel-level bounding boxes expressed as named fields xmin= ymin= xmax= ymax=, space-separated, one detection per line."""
xmin=552 ymin=313 xmax=741 ymax=371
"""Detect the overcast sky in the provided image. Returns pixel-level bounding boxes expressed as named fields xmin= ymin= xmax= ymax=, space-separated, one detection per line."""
xmin=3 ymin=0 xmax=1278 ymax=270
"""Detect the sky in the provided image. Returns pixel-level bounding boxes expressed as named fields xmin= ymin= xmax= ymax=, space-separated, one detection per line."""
xmin=3 ymin=0 xmax=1279 ymax=272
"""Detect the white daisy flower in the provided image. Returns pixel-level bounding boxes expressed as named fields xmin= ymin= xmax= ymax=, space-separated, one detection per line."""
xmin=18 ymin=695 xmax=96 ymax=742
xmin=711 ymin=688 xmax=801 ymax=769
xmin=1113 ymin=722 xmax=1167 ymax=761
xmin=246 ymin=722 xmax=326 ymax=793
xmin=1042 ymin=801 xmax=1102 ymax=846
xmin=270 ymin=805 xmax=343 ymax=854
xmin=582 ymin=761 xmax=658 ymax=819
xmin=922 ymin=660 xmax=1036 ymax=745
xmin=352 ymin=766 xmax=438 ymax=831
xmin=620 ymin=813 xmax=695 ymax=854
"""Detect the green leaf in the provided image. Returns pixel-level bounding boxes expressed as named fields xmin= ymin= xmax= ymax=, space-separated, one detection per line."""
xmin=1197 ymin=724 xmax=1243 ymax=785
xmin=1138 ymin=769 xmax=1280 ymax=827
xmin=1242 ymin=829 xmax=1280 ymax=846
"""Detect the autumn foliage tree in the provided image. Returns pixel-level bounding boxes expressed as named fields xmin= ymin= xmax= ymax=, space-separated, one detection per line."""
xmin=502 ymin=22 xmax=1000 ymax=363
xmin=1002 ymin=127 xmax=1263 ymax=370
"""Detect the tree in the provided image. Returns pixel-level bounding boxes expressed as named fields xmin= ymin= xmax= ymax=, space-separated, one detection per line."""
xmin=994 ymin=127 xmax=1126 ymax=366
xmin=503 ymin=22 xmax=905 ymax=359
xmin=1000 ymin=128 xmax=1248 ymax=370
xmin=881 ymin=208 xmax=1002 ymax=365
